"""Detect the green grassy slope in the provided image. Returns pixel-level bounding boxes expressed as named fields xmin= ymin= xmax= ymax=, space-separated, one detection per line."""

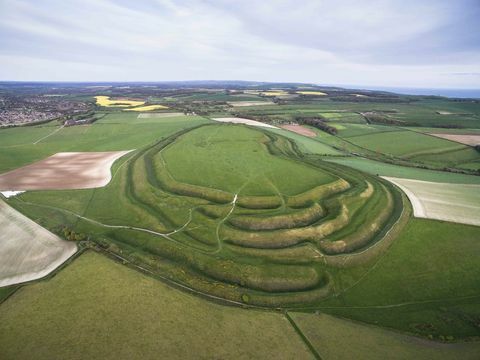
xmin=0 ymin=251 xmax=313 ymax=360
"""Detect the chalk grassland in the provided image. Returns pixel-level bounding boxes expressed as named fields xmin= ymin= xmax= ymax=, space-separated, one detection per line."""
xmin=211 ymin=117 xmax=279 ymax=129
xmin=290 ymin=312 xmax=480 ymax=360
xmin=124 ymin=104 xmax=169 ymax=111
xmin=429 ymin=133 xmax=480 ymax=146
xmin=0 ymin=151 xmax=132 ymax=190
xmin=9 ymin=124 xmax=402 ymax=307
xmin=0 ymin=113 xmax=209 ymax=172
xmin=0 ymin=199 xmax=76 ymax=287
xmin=95 ymin=95 xmax=144 ymax=107
xmin=317 ymin=219 xmax=480 ymax=339
xmin=0 ymin=251 xmax=313 ymax=360
xmin=382 ymin=177 xmax=480 ymax=226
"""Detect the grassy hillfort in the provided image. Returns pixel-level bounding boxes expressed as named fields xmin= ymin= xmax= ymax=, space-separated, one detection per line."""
xmin=0 ymin=81 xmax=479 ymax=359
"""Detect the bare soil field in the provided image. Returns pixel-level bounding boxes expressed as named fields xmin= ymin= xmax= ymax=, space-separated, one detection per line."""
xmin=211 ymin=117 xmax=278 ymax=129
xmin=0 ymin=199 xmax=77 ymax=287
xmin=383 ymin=177 xmax=480 ymax=226
xmin=280 ymin=124 xmax=316 ymax=137
xmin=0 ymin=151 xmax=132 ymax=190
xmin=227 ymin=101 xmax=274 ymax=107
xmin=429 ymin=133 xmax=480 ymax=146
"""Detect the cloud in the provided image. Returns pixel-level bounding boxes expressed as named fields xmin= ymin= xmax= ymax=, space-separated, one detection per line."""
xmin=0 ymin=0 xmax=478 ymax=87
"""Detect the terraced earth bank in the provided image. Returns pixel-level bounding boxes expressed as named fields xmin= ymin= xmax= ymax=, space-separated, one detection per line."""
xmin=19 ymin=124 xmax=405 ymax=307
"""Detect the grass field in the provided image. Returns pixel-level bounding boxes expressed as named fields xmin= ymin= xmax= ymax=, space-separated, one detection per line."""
xmin=344 ymin=130 xmax=469 ymax=158
xmin=0 ymin=251 xmax=313 ymax=360
xmin=290 ymin=312 xmax=480 ymax=359
xmin=316 ymin=219 xmax=480 ymax=339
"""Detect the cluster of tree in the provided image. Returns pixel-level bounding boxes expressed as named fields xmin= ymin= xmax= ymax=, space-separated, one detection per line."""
xmin=362 ymin=112 xmax=405 ymax=125
xmin=431 ymin=123 xmax=464 ymax=129
xmin=293 ymin=115 xmax=338 ymax=135
xmin=63 ymin=227 xmax=87 ymax=241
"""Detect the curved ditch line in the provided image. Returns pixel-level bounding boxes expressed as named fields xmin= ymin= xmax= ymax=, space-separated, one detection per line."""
xmin=308 ymin=190 xmax=408 ymax=301
xmin=98 ymin=247 xmax=273 ymax=310
xmin=33 ymin=124 xmax=64 ymax=145
xmin=111 ymin=149 xmax=139 ymax=181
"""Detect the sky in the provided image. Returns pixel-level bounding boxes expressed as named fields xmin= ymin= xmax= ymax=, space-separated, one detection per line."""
xmin=0 ymin=0 xmax=479 ymax=88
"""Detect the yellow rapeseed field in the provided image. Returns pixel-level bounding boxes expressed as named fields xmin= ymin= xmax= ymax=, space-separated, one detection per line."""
xmin=95 ymin=96 xmax=145 ymax=107
xmin=124 ymin=105 xmax=169 ymax=112
xmin=261 ymin=91 xmax=288 ymax=96
xmin=296 ymin=91 xmax=327 ymax=96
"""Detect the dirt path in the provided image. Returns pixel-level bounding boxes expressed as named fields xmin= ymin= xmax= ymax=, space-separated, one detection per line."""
xmin=33 ymin=125 xmax=64 ymax=145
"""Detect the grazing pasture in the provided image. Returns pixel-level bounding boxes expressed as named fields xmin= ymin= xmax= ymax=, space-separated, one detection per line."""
xmin=0 ymin=251 xmax=313 ymax=360
xmin=383 ymin=177 xmax=480 ymax=226
xmin=0 ymin=151 xmax=132 ymax=190
xmin=0 ymin=199 xmax=76 ymax=287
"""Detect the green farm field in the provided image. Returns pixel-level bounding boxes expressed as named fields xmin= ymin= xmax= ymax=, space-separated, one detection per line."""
xmin=324 ymin=157 xmax=480 ymax=184
xmin=0 ymin=113 xmax=209 ymax=172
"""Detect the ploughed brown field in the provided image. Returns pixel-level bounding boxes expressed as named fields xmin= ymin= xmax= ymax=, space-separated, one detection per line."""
xmin=0 ymin=151 xmax=131 ymax=190
xmin=280 ymin=124 xmax=317 ymax=137
xmin=429 ymin=133 xmax=480 ymax=146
